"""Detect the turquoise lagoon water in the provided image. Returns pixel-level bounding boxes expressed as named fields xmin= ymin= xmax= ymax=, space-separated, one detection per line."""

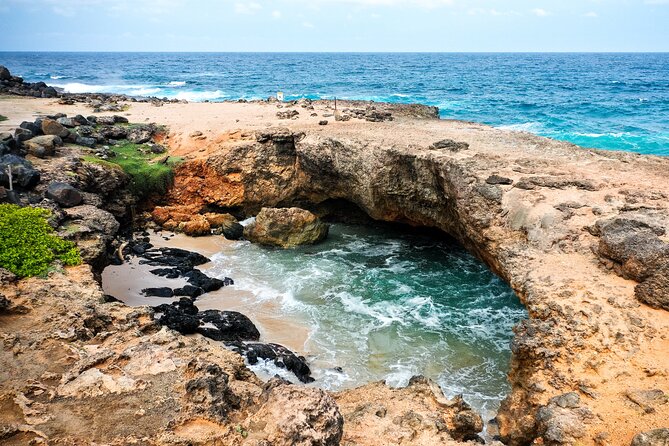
xmin=1 ymin=52 xmax=668 ymax=155
xmin=203 ymin=224 xmax=527 ymax=417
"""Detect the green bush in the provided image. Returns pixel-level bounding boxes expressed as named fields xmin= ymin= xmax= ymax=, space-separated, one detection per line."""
xmin=86 ymin=141 xmax=180 ymax=200
xmin=0 ymin=204 xmax=81 ymax=278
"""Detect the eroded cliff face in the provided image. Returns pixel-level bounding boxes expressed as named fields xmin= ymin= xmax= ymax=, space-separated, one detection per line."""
xmin=0 ymin=266 xmax=484 ymax=445
xmin=161 ymin=125 xmax=669 ymax=445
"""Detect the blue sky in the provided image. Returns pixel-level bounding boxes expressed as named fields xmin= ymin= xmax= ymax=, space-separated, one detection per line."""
xmin=1 ymin=0 xmax=668 ymax=51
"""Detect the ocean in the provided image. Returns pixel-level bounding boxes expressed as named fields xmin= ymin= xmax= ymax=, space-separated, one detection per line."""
xmin=198 ymin=223 xmax=526 ymax=419
xmin=1 ymin=52 xmax=667 ymax=156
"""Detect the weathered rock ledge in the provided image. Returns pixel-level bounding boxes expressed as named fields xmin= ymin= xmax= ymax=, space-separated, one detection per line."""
xmin=160 ymin=119 xmax=669 ymax=444
xmin=1 ymin=93 xmax=668 ymax=445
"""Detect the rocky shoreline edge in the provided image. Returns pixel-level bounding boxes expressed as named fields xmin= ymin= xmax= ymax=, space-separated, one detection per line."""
xmin=1 ymin=65 xmax=669 ymax=446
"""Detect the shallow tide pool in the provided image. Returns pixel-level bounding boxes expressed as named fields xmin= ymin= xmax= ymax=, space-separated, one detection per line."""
xmin=199 ymin=223 xmax=527 ymax=417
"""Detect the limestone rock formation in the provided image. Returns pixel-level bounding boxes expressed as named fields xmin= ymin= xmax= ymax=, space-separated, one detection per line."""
xmin=247 ymin=379 xmax=343 ymax=446
xmin=159 ymin=123 xmax=669 ymax=445
xmin=244 ymin=207 xmax=329 ymax=248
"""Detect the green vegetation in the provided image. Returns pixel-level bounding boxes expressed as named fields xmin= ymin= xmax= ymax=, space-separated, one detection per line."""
xmin=0 ymin=115 xmax=7 ymax=122
xmin=0 ymin=204 xmax=81 ymax=278
xmin=85 ymin=141 xmax=181 ymax=200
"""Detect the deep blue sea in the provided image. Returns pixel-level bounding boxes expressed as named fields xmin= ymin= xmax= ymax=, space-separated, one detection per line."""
xmin=1 ymin=52 xmax=667 ymax=155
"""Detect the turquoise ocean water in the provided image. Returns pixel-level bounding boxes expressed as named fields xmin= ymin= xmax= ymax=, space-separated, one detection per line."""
xmin=1 ymin=52 xmax=667 ymax=155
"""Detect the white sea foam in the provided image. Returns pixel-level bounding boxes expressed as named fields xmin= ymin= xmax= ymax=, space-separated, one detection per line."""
xmin=167 ymin=81 xmax=186 ymax=87
xmin=49 ymin=75 xmax=68 ymax=80
xmin=497 ymin=121 xmax=544 ymax=132
xmin=128 ymin=87 xmax=162 ymax=96
xmin=51 ymin=82 xmax=153 ymax=95
xmin=247 ymin=358 xmax=300 ymax=382
xmin=174 ymin=90 xmax=225 ymax=102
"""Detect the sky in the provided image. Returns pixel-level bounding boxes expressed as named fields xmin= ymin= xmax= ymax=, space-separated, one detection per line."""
xmin=0 ymin=0 xmax=668 ymax=52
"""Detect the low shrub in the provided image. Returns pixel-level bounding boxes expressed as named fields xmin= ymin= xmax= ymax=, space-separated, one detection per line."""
xmin=0 ymin=204 xmax=81 ymax=277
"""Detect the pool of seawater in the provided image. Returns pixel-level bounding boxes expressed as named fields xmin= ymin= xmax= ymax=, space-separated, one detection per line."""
xmin=200 ymin=223 xmax=527 ymax=418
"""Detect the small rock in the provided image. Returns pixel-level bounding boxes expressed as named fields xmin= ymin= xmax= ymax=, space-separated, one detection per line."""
xmin=431 ymin=139 xmax=469 ymax=152
xmin=486 ymin=174 xmax=514 ymax=185
xmin=277 ymin=110 xmax=299 ymax=120
xmin=319 ymin=120 xmax=328 ymax=126
xmin=631 ymin=428 xmax=669 ymax=446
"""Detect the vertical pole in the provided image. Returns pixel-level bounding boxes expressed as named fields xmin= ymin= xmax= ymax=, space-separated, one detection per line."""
xmin=7 ymin=165 xmax=12 ymax=192
xmin=334 ymin=97 xmax=337 ymax=112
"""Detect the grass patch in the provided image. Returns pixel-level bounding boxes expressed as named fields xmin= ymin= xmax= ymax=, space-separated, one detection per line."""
xmin=0 ymin=115 xmax=7 ymax=122
xmin=0 ymin=204 xmax=81 ymax=278
xmin=87 ymin=141 xmax=180 ymax=200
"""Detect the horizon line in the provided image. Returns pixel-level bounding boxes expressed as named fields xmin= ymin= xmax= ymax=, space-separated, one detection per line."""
xmin=1 ymin=50 xmax=669 ymax=54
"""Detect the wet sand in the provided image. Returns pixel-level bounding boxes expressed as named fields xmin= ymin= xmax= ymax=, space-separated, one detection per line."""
xmin=102 ymin=232 xmax=311 ymax=353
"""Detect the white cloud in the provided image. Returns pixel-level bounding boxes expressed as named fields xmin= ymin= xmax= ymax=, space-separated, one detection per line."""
xmin=302 ymin=21 xmax=315 ymax=28
xmin=235 ymin=2 xmax=262 ymax=14
xmin=468 ymin=8 xmax=520 ymax=16
xmin=271 ymin=9 xmax=282 ymax=18
xmin=296 ymin=0 xmax=454 ymax=8
xmin=582 ymin=11 xmax=598 ymax=18
xmin=531 ymin=8 xmax=551 ymax=17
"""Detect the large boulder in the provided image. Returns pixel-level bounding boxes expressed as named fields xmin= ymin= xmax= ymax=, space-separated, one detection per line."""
xmin=23 ymin=135 xmax=63 ymax=158
xmin=63 ymin=204 xmax=120 ymax=236
xmin=0 ymin=65 xmax=11 ymax=81
xmin=596 ymin=216 xmax=668 ymax=281
xmin=41 ymin=118 xmax=69 ymax=138
xmin=46 ymin=182 xmax=83 ymax=208
xmin=244 ymin=207 xmax=329 ymax=248
xmin=0 ymin=154 xmax=40 ymax=189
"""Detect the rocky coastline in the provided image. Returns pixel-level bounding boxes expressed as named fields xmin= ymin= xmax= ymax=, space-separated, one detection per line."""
xmin=1 ymin=66 xmax=668 ymax=446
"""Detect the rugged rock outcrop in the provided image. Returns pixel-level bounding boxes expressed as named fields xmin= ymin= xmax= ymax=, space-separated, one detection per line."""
xmin=0 ymin=266 xmax=349 ymax=445
xmin=161 ymin=123 xmax=669 ymax=445
xmin=244 ymin=207 xmax=329 ymax=248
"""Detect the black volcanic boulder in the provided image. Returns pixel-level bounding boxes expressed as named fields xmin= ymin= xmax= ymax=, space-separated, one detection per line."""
xmin=231 ymin=342 xmax=314 ymax=384
xmin=143 ymin=287 xmax=174 ymax=298
xmin=197 ymin=309 xmax=260 ymax=342
xmin=0 ymin=66 xmax=11 ymax=81
xmin=139 ymin=247 xmax=210 ymax=269
xmin=0 ymin=154 xmax=40 ymax=189
xmin=46 ymin=182 xmax=83 ymax=207
xmin=173 ymin=285 xmax=204 ymax=298
xmin=154 ymin=298 xmax=200 ymax=334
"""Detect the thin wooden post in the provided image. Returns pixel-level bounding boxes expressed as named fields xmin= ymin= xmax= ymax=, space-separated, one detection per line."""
xmin=7 ymin=165 xmax=12 ymax=192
